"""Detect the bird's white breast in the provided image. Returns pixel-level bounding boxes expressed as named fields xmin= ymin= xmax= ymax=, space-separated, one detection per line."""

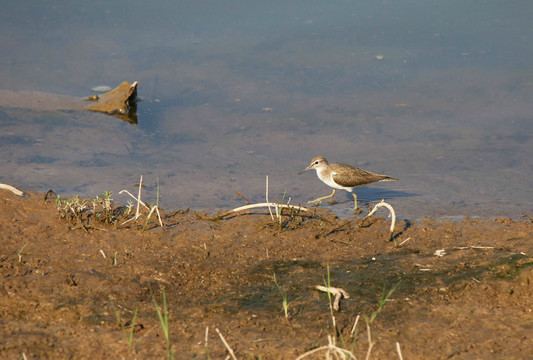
xmin=317 ymin=169 xmax=353 ymax=191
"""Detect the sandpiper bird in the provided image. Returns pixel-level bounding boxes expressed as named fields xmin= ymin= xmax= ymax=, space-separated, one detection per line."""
xmin=299 ymin=156 xmax=398 ymax=209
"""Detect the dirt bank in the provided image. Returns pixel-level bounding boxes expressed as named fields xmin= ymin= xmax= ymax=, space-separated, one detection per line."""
xmin=1 ymin=190 xmax=532 ymax=359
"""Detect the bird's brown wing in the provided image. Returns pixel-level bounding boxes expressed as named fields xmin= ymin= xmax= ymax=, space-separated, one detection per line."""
xmin=332 ymin=164 xmax=394 ymax=187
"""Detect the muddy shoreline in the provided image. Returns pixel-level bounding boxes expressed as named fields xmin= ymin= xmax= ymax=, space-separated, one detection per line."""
xmin=1 ymin=189 xmax=532 ymax=359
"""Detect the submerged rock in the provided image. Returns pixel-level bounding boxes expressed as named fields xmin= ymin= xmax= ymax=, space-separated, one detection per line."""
xmin=0 ymin=81 xmax=139 ymax=124
xmin=86 ymin=81 xmax=138 ymax=123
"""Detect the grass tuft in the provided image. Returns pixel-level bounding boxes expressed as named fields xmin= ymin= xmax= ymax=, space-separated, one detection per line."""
xmin=152 ymin=286 xmax=173 ymax=359
xmin=273 ymin=273 xmax=300 ymax=319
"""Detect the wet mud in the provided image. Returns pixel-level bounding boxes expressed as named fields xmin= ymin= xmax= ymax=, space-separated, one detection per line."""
xmin=1 ymin=190 xmax=532 ymax=359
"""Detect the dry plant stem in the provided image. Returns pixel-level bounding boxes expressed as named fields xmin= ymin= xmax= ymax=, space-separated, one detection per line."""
xmin=119 ymin=190 xmax=150 ymax=213
xmin=198 ymin=175 xmax=329 ymax=221
xmin=266 ymin=175 xmax=274 ymax=221
xmin=350 ymin=314 xmax=360 ymax=337
xmin=204 ymin=327 xmax=210 ymax=357
xmin=313 ymin=285 xmax=350 ymax=311
xmin=233 ymin=202 xmax=309 ymax=214
xmin=358 ymin=199 xmax=396 ymax=241
xmin=396 ymin=342 xmax=403 ymax=360
xmin=454 ymin=246 xmax=494 ymax=250
xmin=397 ymin=237 xmax=412 ymax=247
xmin=325 ymin=219 xmax=352 ymax=235
xmin=365 ymin=323 xmax=374 ymax=360
xmin=136 ymin=175 xmax=143 ymax=219
xmin=119 ymin=176 xmax=163 ymax=228
xmin=215 ymin=328 xmax=237 ymax=360
xmin=146 ymin=205 xmax=164 ymax=228
xmin=365 ymin=199 xmax=396 ymax=233
xmin=295 ymin=335 xmax=356 ymax=360
xmin=0 ymin=183 xmax=23 ymax=196
xmin=234 ymin=191 xmax=250 ymax=204
xmin=199 ymin=203 xmax=310 ymax=221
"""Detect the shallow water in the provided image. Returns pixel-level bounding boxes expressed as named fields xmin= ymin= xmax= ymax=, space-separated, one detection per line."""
xmin=1 ymin=0 xmax=531 ymax=219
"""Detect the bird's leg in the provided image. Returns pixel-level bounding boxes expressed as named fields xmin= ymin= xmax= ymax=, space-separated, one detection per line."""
xmin=308 ymin=189 xmax=336 ymax=205
xmin=350 ymin=191 xmax=358 ymax=210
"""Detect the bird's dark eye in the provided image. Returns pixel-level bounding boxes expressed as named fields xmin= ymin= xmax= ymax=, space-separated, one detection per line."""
xmin=314 ymin=161 xmax=319 ymax=165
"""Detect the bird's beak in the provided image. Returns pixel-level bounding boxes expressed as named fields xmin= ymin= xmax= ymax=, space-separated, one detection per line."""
xmin=298 ymin=166 xmax=311 ymax=175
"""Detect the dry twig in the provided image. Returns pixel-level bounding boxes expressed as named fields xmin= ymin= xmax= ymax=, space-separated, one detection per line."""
xmin=296 ymin=335 xmax=356 ymax=360
xmin=396 ymin=342 xmax=404 ymax=360
xmin=313 ymin=285 xmax=350 ymax=311
xmin=215 ymin=328 xmax=237 ymax=360
xmin=357 ymin=199 xmax=396 ymax=242
xmin=0 ymin=183 xmax=23 ymax=196
xmin=119 ymin=175 xmax=163 ymax=228
xmin=198 ymin=175 xmax=310 ymax=221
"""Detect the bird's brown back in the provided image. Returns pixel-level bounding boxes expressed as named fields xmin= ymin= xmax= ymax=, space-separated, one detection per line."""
xmin=330 ymin=163 xmax=398 ymax=187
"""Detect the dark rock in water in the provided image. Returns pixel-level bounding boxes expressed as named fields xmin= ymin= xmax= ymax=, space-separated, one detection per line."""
xmin=0 ymin=81 xmax=139 ymax=124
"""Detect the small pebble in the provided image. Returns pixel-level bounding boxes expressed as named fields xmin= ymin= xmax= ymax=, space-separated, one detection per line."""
xmin=375 ymin=55 xmax=384 ymax=61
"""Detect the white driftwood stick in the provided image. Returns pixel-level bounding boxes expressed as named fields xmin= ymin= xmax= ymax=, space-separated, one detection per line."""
xmin=230 ymin=202 xmax=310 ymax=214
xmin=366 ymin=199 xmax=396 ymax=234
xmin=313 ymin=285 xmax=350 ymax=311
xmin=0 ymin=184 xmax=24 ymax=196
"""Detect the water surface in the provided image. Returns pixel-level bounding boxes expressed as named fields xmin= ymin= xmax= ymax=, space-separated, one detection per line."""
xmin=1 ymin=0 xmax=531 ymax=219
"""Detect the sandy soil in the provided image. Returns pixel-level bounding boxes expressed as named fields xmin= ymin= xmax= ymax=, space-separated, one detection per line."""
xmin=1 ymin=189 xmax=532 ymax=359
